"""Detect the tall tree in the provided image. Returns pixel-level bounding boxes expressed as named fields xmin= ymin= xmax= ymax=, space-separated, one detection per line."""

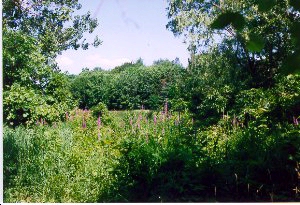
xmin=3 ymin=0 xmax=101 ymax=58
xmin=167 ymin=0 xmax=300 ymax=86
xmin=3 ymin=0 xmax=101 ymax=125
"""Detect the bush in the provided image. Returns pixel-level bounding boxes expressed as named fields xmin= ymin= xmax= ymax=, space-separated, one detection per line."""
xmin=91 ymin=102 xmax=108 ymax=118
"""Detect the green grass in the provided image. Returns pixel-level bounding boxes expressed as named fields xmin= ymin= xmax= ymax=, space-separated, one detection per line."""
xmin=3 ymin=109 xmax=300 ymax=202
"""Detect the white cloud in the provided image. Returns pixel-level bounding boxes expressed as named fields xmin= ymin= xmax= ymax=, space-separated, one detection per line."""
xmin=56 ymin=56 xmax=74 ymax=66
xmin=85 ymin=54 xmax=131 ymax=70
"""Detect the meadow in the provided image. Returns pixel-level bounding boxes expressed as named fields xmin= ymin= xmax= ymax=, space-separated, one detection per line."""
xmin=4 ymin=103 xmax=300 ymax=202
xmin=3 ymin=0 xmax=300 ymax=202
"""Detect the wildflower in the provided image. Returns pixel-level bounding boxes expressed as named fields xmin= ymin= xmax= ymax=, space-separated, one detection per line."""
xmin=82 ymin=118 xmax=86 ymax=129
xmin=293 ymin=116 xmax=299 ymax=126
xmin=97 ymin=115 xmax=101 ymax=128
xmin=154 ymin=115 xmax=157 ymax=125
xmin=137 ymin=120 xmax=141 ymax=130
xmin=130 ymin=118 xmax=133 ymax=126
xmin=160 ymin=114 xmax=164 ymax=122
xmin=164 ymin=99 xmax=168 ymax=115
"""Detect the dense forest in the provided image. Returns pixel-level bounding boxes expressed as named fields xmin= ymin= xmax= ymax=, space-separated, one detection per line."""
xmin=3 ymin=0 xmax=300 ymax=202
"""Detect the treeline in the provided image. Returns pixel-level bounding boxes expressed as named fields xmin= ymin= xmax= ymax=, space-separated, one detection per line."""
xmin=69 ymin=59 xmax=184 ymax=111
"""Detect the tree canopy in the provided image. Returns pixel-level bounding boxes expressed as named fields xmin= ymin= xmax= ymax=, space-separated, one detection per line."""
xmin=3 ymin=0 xmax=101 ymax=125
xmin=167 ymin=0 xmax=300 ymax=85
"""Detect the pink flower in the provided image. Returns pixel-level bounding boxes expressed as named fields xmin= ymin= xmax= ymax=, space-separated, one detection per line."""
xmin=66 ymin=112 xmax=69 ymax=121
xmin=164 ymin=99 xmax=168 ymax=115
xmin=97 ymin=115 xmax=101 ymax=128
xmin=154 ymin=115 xmax=157 ymax=125
xmin=137 ymin=120 xmax=141 ymax=129
xmin=82 ymin=118 xmax=86 ymax=129
xmin=160 ymin=114 xmax=164 ymax=122
xmin=293 ymin=116 xmax=299 ymax=126
xmin=130 ymin=118 xmax=133 ymax=126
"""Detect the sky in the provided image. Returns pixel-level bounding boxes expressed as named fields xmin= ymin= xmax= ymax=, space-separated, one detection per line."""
xmin=55 ymin=0 xmax=190 ymax=74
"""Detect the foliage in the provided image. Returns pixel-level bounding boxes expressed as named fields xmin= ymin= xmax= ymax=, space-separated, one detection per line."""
xmin=3 ymin=82 xmax=75 ymax=126
xmin=3 ymin=0 xmax=101 ymax=58
xmin=3 ymin=0 xmax=300 ymax=203
xmin=70 ymin=59 xmax=185 ymax=110
xmin=167 ymin=0 xmax=300 ymax=85
xmin=4 ymin=100 xmax=300 ymax=202
xmin=3 ymin=0 xmax=100 ymax=126
xmin=91 ymin=102 xmax=109 ymax=118
xmin=3 ymin=28 xmax=51 ymax=88
xmin=70 ymin=70 xmax=110 ymax=109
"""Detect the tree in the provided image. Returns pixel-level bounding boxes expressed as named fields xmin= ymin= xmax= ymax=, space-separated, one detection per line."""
xmin=167 ymin=0 xmax=300 ymax=86
xmin=3 ymin=28 xmax=51 ymax=89
xmin=3 ymin=0 xmax=101 ymax=58
xmin=3 ymin=0 xmax=101 ymax=125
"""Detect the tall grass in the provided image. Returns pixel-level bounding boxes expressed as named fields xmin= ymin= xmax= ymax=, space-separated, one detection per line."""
xmin=3 ymin=108 xmax=300 ymax=202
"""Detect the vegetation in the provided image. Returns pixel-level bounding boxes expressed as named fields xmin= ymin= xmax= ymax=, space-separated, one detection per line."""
xmin=3 ymin=0 xmax=300 ymax=202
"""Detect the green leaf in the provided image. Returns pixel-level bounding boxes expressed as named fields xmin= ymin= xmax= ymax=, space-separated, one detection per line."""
xmin=281 ymin=51 xmax=300 ymax=75
xmin=289 ymin=0 xmax=300 ymax=11
xmin=291 ymin=22 xmax=300 ymax=46
xmin=246 ymin=34 xmax=265 ymax=52
xmin=210 ymin=12 xmax=245 ymax=31
xmin=257 ymin=0 xmax=277 ymax=12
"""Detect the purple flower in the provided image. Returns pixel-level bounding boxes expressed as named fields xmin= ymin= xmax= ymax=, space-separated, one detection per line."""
xmin=164 ymin=99 xmax=168 ymax=115
xmin=97 ymin=115 xmax=101 ymax=128
xmin=130 ymin=118 xmax=133 ymax=126
xmin=82 ymin=118 xmax=86 ymax=129
xmin=293 ymin=116 xmax=299 ymax=126
xmin=160 ymin=114 xmax=164 ymax=122
xmin=66 ymin=112 xmax=69 ymax=121
xmin=154 ymin=115 xmax=157 ymax=125
xmin=137 ymin=120 xmax=141 ymax=129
